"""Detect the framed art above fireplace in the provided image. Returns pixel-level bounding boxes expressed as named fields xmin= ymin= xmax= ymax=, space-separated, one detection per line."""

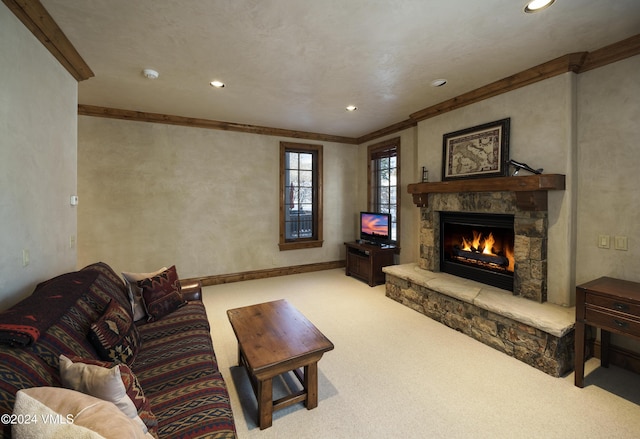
xmin=442 ymin=118 xmax=510 ymax=181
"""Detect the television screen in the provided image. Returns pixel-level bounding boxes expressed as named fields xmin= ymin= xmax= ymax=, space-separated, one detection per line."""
xmin=360 ymin=212 xmax=391 ymax=244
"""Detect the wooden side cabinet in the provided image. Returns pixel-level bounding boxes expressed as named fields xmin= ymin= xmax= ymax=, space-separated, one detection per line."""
xmin=574 ymin=276 xmax=640 ymax=387
xmin=344 ymin=241 xmax=397 ymax=287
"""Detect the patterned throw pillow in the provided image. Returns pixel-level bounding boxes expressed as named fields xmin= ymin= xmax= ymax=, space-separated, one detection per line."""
xmin=59 ymin=354 xmax=158 ymax=438
xmin=89 ymin=299 xmax=140 ymax=365
xmin=122 ymin=267 xmax=168 ymax=322
xmin=137 ymin=265 xmax=186 ymax=322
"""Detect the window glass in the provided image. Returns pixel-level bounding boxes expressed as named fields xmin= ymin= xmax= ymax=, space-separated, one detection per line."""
xmin=280 ymin=143 xmax=323 ymax=250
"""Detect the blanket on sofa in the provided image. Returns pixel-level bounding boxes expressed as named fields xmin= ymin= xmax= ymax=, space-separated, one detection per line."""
xmin=0 ymin=271 xmax=98 ymax=347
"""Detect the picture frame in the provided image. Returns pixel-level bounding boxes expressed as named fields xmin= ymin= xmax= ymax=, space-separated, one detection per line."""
xmin=442 ymin=118 xmax=510 ymax=181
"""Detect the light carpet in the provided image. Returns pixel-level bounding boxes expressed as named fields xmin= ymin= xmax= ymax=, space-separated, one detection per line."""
xmin=201 ymin=269 xmax=640 ymax=439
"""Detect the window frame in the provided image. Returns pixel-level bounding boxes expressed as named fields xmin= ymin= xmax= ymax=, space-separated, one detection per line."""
xmin=279 ymin=142 xmax=324 ymax=250
xmin=367 ymin=137 xmax=400 ymax=245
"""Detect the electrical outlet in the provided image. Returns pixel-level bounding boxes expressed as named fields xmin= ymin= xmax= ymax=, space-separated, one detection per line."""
xmin=22 ymin=249 xmax=30 ymax=267
xmin=597 ymin=235 xmax=610 ymax=249
xmin=69 ymin=234 xmax=76 ymax=249
xmin=614 ymin=236 xmax=628 ymax=251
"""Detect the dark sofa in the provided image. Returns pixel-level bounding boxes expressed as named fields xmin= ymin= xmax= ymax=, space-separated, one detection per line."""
xmin=0 ymin=262 xmax=236 ymax=438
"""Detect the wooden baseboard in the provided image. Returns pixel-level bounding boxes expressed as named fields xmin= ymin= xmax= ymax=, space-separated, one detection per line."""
xmin=183 ymin=260 xmax=345 ymax=287
xmin=594 ymin=341 xmax=640 ymax=376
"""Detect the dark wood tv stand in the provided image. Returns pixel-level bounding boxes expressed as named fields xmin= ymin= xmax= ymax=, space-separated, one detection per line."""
xmin=344 ymin=241 xmax=397 ymax=287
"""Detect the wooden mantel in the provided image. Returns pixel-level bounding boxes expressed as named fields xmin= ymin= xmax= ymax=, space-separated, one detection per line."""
xmin=407 ymin=174 xmax=565 ymax=211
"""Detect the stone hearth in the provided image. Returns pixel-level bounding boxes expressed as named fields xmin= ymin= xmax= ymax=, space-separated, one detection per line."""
xmin=384 ymin=264 xmax=575 ymax=376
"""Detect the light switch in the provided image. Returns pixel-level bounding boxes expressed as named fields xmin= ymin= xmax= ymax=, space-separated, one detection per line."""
xmin=597 ymin=235 xmax=610 ymax=249
xmin=614 ymin=236 xmax=628 ymax=251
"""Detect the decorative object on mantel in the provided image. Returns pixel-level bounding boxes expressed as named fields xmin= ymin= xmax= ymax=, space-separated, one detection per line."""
xmin=407 ymin=174 xmax=565 ymax=210
xmin=442 ymin=118 xmax=510 ymax=181
xmin=509 ymin=159 xmax=543 ymax=175
xmin=421 ymin=166 xmax=429 ymax=182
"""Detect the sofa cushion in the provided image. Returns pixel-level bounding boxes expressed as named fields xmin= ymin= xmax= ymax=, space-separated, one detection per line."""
xmin=89 ymin=299 xmax=141 ymax=365
xmin=122 ymin=267 xmax=168 ymax=322
xmin=59 ymin=355 xmax=158 ymax=438
xmin=13 ymin=387 xmax=154 ymax=439
xmin=137 ymin=266 xmax=186 ymax=322
xmin=134 ymin=302 xmax=236 ymax=438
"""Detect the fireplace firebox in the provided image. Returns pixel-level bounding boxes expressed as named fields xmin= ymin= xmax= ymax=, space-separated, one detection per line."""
xmin=440 ymin=212 xmax=515 ymax=292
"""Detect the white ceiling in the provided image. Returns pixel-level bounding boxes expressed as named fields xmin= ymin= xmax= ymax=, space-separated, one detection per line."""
xmin=41 ymin=0 xmax=640 ymax=139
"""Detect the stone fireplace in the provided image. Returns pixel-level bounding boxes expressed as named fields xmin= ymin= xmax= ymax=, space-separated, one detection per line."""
xmin=423 ymin=191 xmax=547 ymax=302
xmin=384 ymin=174 xmax=576 ymax=377
xmin=412 ymin=174 xmax=565 ymax=302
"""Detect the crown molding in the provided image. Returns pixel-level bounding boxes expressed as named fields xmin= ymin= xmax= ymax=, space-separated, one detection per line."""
xmin=408 ymin=52 xmax=588 ymax=123
xmin=579 ymin=33 xmax=640 ymax=73
xmin=78 ymin=105 xmax=359 ymax=144
xmin=3 ymin=0 xmax=94 ymax=81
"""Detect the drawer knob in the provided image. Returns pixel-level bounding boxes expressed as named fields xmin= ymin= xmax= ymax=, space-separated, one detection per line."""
xmin=613 ymin=302 xmax=629 ymax=311
xmin=614 ymin=319 xmax=628 ymax=329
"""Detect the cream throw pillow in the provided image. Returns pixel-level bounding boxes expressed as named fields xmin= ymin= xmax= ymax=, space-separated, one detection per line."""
xmin=122 ymin=267 xmax=167 ymax=321
xmin=12 ymin=387 xmax=152 ymax=439
xmin=59 ymin=354 xmax=149 ymax=434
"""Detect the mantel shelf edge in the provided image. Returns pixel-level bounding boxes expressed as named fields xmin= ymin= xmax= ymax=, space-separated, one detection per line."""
xmin=408 ymin=174 xmax=566 ymax=211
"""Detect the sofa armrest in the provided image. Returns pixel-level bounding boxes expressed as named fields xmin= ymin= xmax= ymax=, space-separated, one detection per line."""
xmin=180 ymin=280 xmax=202 ymax=301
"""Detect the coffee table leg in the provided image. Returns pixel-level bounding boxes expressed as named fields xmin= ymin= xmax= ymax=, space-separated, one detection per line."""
xmin=305 ymin=362 xmax=318 ymax=409
xmin=257 ymin=377 xmax=273 ymax=429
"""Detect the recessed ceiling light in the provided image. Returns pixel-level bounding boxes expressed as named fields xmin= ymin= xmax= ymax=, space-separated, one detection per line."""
xmin=142 ymin=68 xmax=159 ymax=79
xmin=431 ymin=79 xmax=447 ymax=87
xmin=346 ymin=105 xmax=358 ymax=112
xmin=210 ymin=80 xmax=225 ymax=88
xmin=524 ymin=0 xmax=555 ymax=13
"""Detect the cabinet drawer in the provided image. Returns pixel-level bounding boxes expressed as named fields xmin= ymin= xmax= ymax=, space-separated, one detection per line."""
xmin=584 ymin=308 xmax=640 ymax=336
xmin=586 ymin=293 xmax=640 ymax=315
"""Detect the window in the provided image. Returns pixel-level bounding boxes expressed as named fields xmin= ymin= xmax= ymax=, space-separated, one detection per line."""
xmin=368 ymin=138 xmax=400 ymax=243
xmin=279 ymin=142 xmax=323 ymax=250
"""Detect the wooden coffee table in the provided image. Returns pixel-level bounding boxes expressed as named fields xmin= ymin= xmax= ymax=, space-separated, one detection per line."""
xmin=226 ymin=299 xmax=334 ymax=429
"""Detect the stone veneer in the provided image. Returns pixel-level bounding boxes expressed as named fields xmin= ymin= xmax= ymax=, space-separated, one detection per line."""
xmin=420 ymin=191 xmax=548 ymax=302
xmin=384 ymin=264 xmax=575 ymax=377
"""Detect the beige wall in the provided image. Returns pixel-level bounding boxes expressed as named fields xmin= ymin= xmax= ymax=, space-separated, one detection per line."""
xmin=0 ymin=4 xmax=78 ymax=310
xmin=77 ymin=117 xmax=358 ymax=279
xmin=575 ymin=55 xmax=640 ymax=285
xmin=576 ymin=56 xmax=640 ymax=352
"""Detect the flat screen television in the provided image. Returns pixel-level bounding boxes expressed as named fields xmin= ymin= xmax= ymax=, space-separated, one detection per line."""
xmin=360 ymin=211 xmax=392 ymax=245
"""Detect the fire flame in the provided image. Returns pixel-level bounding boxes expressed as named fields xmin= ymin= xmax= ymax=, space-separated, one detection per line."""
xmin=461 ymin=230 xmax=494 ymax=254
xmin=460 ymin=230 xmax=514 ymax=271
